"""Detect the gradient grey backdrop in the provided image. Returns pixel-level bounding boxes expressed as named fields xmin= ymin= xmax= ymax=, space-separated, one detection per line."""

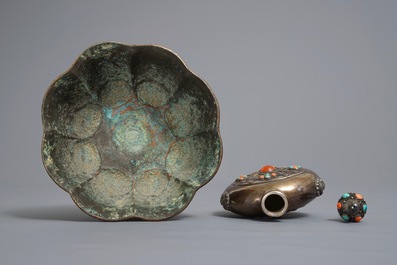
xmin=1 ymin=1 xmax=396 ymax=264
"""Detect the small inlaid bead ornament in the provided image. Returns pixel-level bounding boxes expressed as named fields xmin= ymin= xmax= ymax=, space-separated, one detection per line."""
xmin=337 ymin=193 xmax=367 ymax=222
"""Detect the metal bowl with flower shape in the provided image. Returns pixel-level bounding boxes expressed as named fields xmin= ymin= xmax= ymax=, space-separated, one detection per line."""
xmin=41 ymin=42 xmax=222 ymax=221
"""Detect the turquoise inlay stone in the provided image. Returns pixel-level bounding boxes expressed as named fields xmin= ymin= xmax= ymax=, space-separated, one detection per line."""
xmin=265 ymin=173 xmax=271 ymax=178
xmin=363 ymin=204 xmax=367 ymax=213
xmin=342 ymin=214 xmax=350 ymax=221
xmin=342 ymin=193 xmax=350 ymax=199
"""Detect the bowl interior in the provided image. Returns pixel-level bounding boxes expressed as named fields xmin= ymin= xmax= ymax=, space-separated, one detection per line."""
xmin=42 ymin=44 xmax=222 ymax=220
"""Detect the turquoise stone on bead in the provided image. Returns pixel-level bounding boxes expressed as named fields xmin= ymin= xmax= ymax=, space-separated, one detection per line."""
xmin=363 ymin=204 xmax=367 ymax=213
xmin=342 ymin=193 xmax=350 ymax=199
xmin=342 ymin=214 xmax=350 ymax=221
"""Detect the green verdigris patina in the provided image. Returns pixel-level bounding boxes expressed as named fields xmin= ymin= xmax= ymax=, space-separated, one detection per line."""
xmin=41 ymin=43 xmax=222 ymax=221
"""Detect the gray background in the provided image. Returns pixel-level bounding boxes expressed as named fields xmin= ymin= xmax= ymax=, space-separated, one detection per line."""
xmin=1 ymin=0 xmax=396 ymax=264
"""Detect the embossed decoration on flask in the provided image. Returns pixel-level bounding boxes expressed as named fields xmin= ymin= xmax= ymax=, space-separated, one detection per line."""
xmin=221 ymin=165 xmax=325 ymax=218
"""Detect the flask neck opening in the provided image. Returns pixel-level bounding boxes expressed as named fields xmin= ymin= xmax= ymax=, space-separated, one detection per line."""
xmin=261 ymin=191 xmax=288 ymax=217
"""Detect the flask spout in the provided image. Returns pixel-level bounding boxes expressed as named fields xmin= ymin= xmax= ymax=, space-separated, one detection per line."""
xmin=261 ymin=190 xmax=289 ymax=217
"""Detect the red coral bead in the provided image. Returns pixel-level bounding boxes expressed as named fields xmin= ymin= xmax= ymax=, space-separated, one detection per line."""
xmin=260 ymin=165 xmax=275 ymax=173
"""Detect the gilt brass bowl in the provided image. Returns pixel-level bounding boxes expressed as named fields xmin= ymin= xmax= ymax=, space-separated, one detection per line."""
xmin=41 ymin=42 xmax=222 ymax=221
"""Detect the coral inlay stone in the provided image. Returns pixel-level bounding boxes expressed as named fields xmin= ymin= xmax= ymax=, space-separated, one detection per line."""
xmin=337 ymin=192 xmax=367 ymax=222
xmin=260 ymin=165 xmax=275 ymax=173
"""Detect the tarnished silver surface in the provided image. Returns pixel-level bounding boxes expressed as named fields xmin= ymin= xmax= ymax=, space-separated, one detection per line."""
xmin=41 ymin=42 xmax=222 ymax=221
xmin=221 ymin=165 xmax=325 ymax=218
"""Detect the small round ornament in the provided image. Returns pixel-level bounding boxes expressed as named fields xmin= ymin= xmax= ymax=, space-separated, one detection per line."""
xmin=337 ymin=192 xmax=367 ymax=222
